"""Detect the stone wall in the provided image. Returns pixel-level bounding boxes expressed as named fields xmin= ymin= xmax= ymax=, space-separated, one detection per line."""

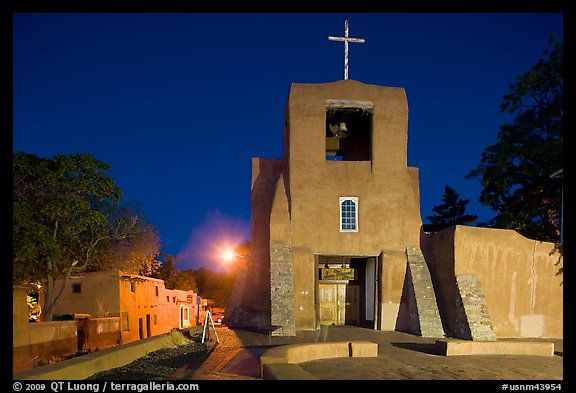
xmin=453 ymin=274 xmax=496 ymax=341
xmin=399 ymin=247 xmax=445 ymax=338
xmin=270 ymin=242 xmax=296 ymax=336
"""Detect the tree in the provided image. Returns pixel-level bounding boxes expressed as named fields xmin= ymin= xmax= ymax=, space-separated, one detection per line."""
xmin=424 ymin=185 xmax=477 ymax=232
xmin=90 ymin=203 xmax=162 ymax=276
xmin=466 ymin=38 xmax=562 ymax=242
xmin=13 ymin=152 xmax=160 ymax=321
xmin=167 ymin=270 xmax=199 ymax=293
xmin=153 ymin=254 xmax=198 ymax=292
xmin=194 ymin=267 xmax=237 ymax=308
xmin=154 ymin=253 xmax=178 ymax=283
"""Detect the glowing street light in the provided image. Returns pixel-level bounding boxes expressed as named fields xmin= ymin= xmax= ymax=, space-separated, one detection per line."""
xmin=222 ymin=249 xmax=244 ymax=263
xmin=222 ymin=249 xmax=236 ymax=262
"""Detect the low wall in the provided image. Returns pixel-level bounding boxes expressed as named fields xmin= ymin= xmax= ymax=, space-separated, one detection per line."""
xmin=13 ymin=287 xmax=123 ymax=373
xmin=421 ymin=226 xmax=563 ymax=339
xmin=13 ymin=321 xmax=78 ymax=373
xmin=14 ymin=318 xmax=123 ymax=373
xmin=13 ymin=331 xmax=184 ymax=380
xmin=260 ymin=341 xmax=378 ymax=380
xmin=435 ymin=339 xmax=555 ymax=356
xmin=84 ymin=318 xmax=121 ymax=352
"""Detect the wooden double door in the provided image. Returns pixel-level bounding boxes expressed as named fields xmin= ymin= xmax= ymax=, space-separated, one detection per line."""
xmin=318 ymin=283 xmax=359 ymax=325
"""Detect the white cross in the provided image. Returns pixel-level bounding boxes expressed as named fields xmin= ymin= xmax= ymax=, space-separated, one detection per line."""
xmin=328 ymin=19 xmax=365 ymax=80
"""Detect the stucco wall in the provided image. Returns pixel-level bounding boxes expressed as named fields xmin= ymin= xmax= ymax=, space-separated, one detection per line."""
xmin=243 ymin=80 xmax=425 ymax=332
xmin=379 ymin=250 xmax=410 ymax=331
xmin=284 ymin=80 xmax=422 ymax=330
xmin=15 ymin=285 xmax=117 ymax=373
xmin=119 ymin=274 xmax=198 ymax=344
xmin=13 ymin=321 xmax=78 ymax=373
xmin=45 ymin=270 xmax=121 ymax=317
xmin=285 ymin=81 xmax=420 ymax=250
xmin=13 ymin=287 xmax=30 ymax=348
xmin=420 ymin=226 xmax=457 ymax=336
xmin=42 ymin=270 xmax=199 ymax=345
xmin=14 ymin=287 xmax=108 ymax=373
xmin=248 ymin=158 xmax=281 ymax=317
xmin=422 ymin=225 xmax=563 ymax=339
xmin=84 ymin=317 xmax=121 ymax=352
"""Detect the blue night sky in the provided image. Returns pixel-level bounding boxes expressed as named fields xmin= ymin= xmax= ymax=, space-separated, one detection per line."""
xmin=12 ymin=12 xmax=563 ymax=271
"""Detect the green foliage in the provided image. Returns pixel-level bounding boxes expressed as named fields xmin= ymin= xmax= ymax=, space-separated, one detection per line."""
xmin=466 ymin=37 xmax=562 ymax=242
xmin=551 ymin=242 xmax=563 ymax=286
xmin=13 ymin=152 xmax=122 ymax=284
xmin=13 ymin=151 xmax=161 ymax=320
xmin=194 ymin=267 xmax=237 ymax=308
xmin=90 ymin=203 xmax=162 ymax=276
xmin=154 ymin=253 xmax=178 ymax=282
xmin=167 ymin=270 xmax=199 ymax=293
xmin=153 ymin=256 xmax=235 ymax=307
xmin=153 ymin=242 xmax=249 ymax=307
xmin=153 ymin=254 xmax=199 ymax=292
xmin=424 ymin=185 xmax=477 ymax=232
xmin=27 ymin=293 xmax=41 ymax=321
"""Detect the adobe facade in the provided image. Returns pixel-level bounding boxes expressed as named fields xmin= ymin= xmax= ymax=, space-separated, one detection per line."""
xmin=421 ymin=225 xmax=562 ymax=339
xmin=227 ymin=79 xmax=563 ymax=340
xmin=39 ymin=270 xmax=200 ymax=344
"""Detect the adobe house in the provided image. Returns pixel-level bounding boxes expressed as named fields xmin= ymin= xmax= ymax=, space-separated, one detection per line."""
xmin=226 ymin=79 xmax=563 ymax=340
xmin=39 ymin=269 xmax=200 ymax=344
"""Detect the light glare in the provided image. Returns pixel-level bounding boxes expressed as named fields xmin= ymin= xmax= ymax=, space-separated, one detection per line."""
xmin=223 ymin=249 xmax=236 ymax=262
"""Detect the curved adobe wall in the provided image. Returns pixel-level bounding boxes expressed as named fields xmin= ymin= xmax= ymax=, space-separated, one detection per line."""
xmin=422 ymin=226 xmax=562 ymax=339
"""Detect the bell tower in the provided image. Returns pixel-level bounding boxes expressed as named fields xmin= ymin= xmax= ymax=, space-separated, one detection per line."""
xmin=226 ymin=79 xmax=425 ymax=336
xmin=226 ymin=21 xmax=429 ymax=336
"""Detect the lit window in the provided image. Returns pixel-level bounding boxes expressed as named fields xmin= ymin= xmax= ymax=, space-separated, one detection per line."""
xmin=340 ymin=197 xmax=358 ymax=232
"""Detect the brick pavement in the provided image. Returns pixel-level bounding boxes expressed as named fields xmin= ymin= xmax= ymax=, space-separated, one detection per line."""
xmin=168 ymin=325 xmax=564 ymax=381
xmin=168 ymin=326 xmax=261 ymax=380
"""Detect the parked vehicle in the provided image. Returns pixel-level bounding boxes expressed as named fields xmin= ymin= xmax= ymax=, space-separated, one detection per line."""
xmin=211 ymin=312 xmax=225 ymax=325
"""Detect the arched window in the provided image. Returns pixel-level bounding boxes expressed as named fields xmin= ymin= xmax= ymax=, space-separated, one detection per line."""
xmin=340 ymin=197 xmax=358 ymax=232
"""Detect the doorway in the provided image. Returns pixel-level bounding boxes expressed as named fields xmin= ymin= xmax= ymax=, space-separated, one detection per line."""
xmin=318 ymin=283 xmax=360 ymax=325
xmin=316 ymin=255 xmax=376 ymax=327
xmin=138 ymin=318 xmax=144 ymax=340
xmin=146 ymin=314 xmax=151 ymax=338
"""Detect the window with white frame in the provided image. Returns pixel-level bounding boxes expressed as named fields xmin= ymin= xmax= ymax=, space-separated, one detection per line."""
xmin=340 ymin=197 xmax=358 ymax=232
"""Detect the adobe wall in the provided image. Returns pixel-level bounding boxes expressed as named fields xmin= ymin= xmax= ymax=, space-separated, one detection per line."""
xmin=248 ymin=158 xmax=281 ymax=316
xmin=379 ymin=250 xmax=412 ymax=331
xmin=118 ymin=274 xmax=198 ymax=344
xmin=286 ymin=80 xmax=420 ymax=252
xmin=421 ymin=225 xmax=563 ymax=338
xmin=13 ymin=287 xmax=79 ymax=373
xmin=84 ymin=318 xmax=121 ymax=352
xmin=284 ymin=80 xmax=422 ymax=330
xmin=44 ymin=270 xmax=121 ymax=317
xmin=41 ymin=271 xmax=199 ymax=345
xmin=14 ymin=322 xmax=78 ymax=372
xmin=16 ymin=272 xmax=200 ymax=372
xmin=13 ymin=287 xmax=29 ymax=348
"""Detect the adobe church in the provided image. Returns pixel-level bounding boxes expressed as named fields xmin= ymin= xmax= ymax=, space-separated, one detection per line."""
xmin=225 ymin=23 xmax=562 ymax=340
